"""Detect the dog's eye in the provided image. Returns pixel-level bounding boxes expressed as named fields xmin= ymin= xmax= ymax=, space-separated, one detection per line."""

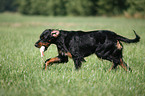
xmin=40 ymin=37 xmax=44 ymax=40
xmin=43 ymin=39 xmax=48 ymax=42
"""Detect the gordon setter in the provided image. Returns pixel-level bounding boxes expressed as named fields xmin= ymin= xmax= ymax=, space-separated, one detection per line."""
xmin=35 ymin=29 xmax=140 ymax=71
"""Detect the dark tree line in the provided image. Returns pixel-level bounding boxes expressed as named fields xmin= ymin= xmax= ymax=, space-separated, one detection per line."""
xmin=0 ymin=0 xmax=145 ymax=17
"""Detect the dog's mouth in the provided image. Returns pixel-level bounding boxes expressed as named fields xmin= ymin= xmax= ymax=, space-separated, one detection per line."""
xmin=35 ymin=41 xmax=50 ymax=49
xmin=35 ymin=43 xmax=50 ymax=57
xmin=42 ymin=43 xmax=51 ymax=51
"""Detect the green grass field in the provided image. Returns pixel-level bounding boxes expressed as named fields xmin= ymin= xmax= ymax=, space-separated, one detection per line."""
xmin=0 ymin=13 xmax=145 ymax=96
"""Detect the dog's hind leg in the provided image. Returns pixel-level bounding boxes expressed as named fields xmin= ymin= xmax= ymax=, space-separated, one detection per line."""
xmin=109 ymin=63 xmax=118 ymax=71
xmin=119 ymin=58 xmax=132 ymax=72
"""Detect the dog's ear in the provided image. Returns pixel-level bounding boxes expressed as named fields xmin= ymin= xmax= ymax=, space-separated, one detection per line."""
xmin=51 ymin=30 xmax=60 ymax=37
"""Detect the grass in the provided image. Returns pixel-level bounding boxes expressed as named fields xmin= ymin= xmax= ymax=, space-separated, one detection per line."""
xmin=0 ymin=13 xmax=145 ymax=96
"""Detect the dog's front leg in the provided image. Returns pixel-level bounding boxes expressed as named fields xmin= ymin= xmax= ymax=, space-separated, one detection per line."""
xmin=44 ymin=57 xmax=61 ymax=70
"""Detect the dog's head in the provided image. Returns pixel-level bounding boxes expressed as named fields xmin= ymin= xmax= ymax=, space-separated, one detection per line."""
xmin=35 ymin=29 xmax=60 ymax=51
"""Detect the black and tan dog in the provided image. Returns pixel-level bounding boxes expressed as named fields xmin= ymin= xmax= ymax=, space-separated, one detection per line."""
xmin=35 ymin=29 xmax=140 ymax=71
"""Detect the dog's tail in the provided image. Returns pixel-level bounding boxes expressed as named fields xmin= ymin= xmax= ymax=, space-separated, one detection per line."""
xmin=116 ymin=30 xmax=140 ymax=43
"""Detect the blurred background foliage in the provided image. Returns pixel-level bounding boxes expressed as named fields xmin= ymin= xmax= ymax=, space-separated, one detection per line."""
xmin=0 ymin=0 xmax=145 ymax=18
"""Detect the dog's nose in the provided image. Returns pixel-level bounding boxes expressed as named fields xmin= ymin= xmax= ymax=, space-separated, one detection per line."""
xmin=35 ymin=44 xmax=38 ymax=47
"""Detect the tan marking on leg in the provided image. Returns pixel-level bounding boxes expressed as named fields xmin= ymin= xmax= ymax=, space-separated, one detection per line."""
xmin=119 ymin=58 xmax=128 ymax=71
xmin=45 ymin=57 xmax=61 ymax=70
xmin=109 ymin=64 xmax=114 ymax=72
xmin=116 ymin=40 xmax=122 ymax=50
xmin=65 ymin=52 xmax=72 ymax=58
xmin=58 ymin=50 xmax=72 ymax=58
